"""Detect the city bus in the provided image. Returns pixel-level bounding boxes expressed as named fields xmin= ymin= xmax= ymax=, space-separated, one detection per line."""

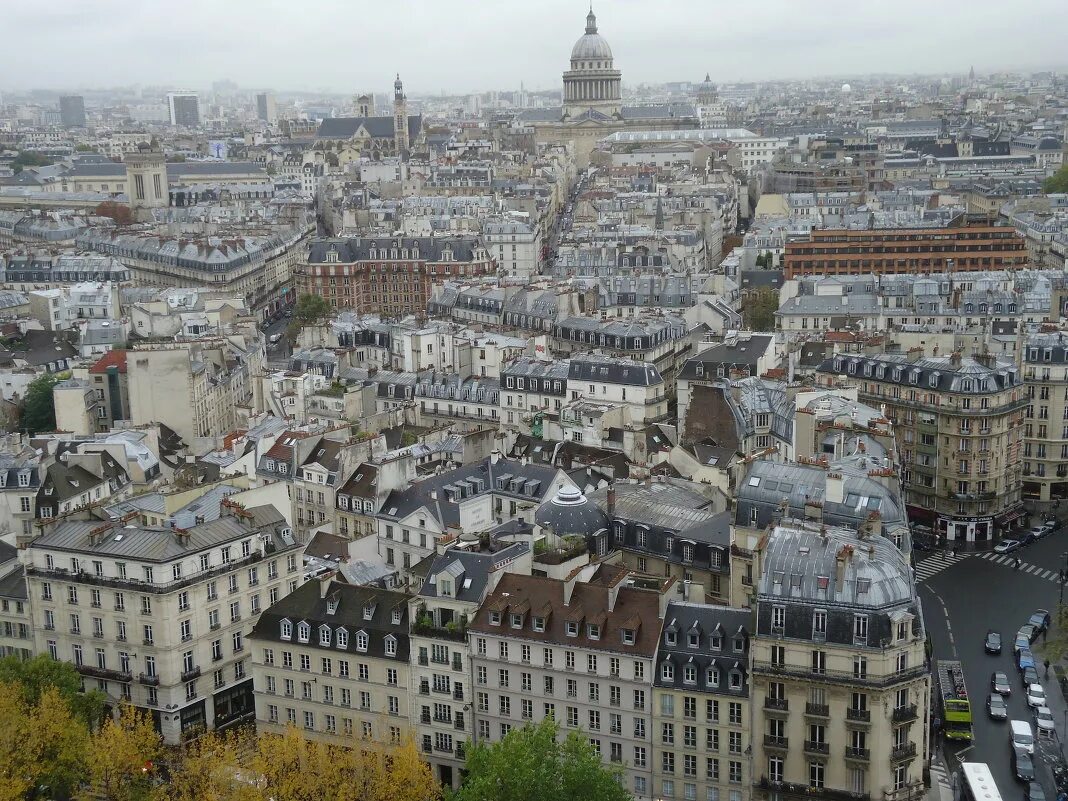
xmin=953 ymin=763 xmax=1003 ymax=801
xmin=936 ymin=660 xmax=974 ymax=741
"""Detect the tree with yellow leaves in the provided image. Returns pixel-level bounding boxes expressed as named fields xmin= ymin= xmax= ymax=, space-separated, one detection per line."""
xmin=163 ymin=728 xmax=261 ymax=801
xmin=367 ymin=736 xmax=441 ymax=801
xmin=80 ymin=705 xmax=161 ymax=801
xmin=27 ymin=686 xmax=91 ymax=799
xmin=0 ymin=682 xmax=35 ymax=801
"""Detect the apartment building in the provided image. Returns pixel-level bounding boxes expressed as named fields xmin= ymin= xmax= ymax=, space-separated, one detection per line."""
xmin=467 ymin=565 xmax=669 ymax=800
xmin=653 ymin=602 xmax=752 ymax=801
xmin=250 ymin=577 xmax=411 ymax=744
xmin=1021 ymin=332 xmax=1068 ymax=504
xmin=783 ymin=223 xmax=1028 ymax=279
xmin=483 ymin=220 xmax=542 ymax=279
xmin=817 ymin=352 xmax=1026 ymax=544
xmin=750 ymin=522 xmax=929 ymax=801
xmin=127 ymin=338 xmax=263 ymax=442
xmin=374 ymin=455 xmax=573 ymax=582
xmin=410 ymin=542 xmax=532 ymax=788
xmin=500 ymin=358 xmax=570 ymax=434
xmin=334 ymin=451 xmax=416 ymax=541
xmin=0 ymin=541 xmax=32 ymax=660
xmin=297 ymin=237 xmax=494 ymax=317
xmin=24 ymin=499 xmax=305 ymax=743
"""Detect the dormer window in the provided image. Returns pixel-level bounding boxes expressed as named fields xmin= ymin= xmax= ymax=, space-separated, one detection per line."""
xmin=510 ymin=613 xmax=523 ymax=629
xmin=297 ymin=622 xmax=310 ymax=643
xmin=665 ymin=630 xmax=677 ymax=646
xmin=319 ymin=625 xmax=331 ymax=646
xmin=684 ymin=665 xmax=697 ymax=684
xmin=587 ymin=623 xmax=600 ymax=640
xmin=489 ymin=611 xmax=502 ymax=626
xmin=661 ymin=662 xmax=674 ymax=681
xmin=533 ymin=616 xmax=546 ymax=632
xmin=336 ymin=628 xmax=348 ymax=649
xmin=621 ymin=628 xmax=635 ymax=645
xmin=266 ymin=459 xmax=275 ymax=471
xmin=355 ymin=631 xmax=368 ymax=652
xmin=707 ymin=666 xmax=720 ymax=687
xmin=729 ymin=670 xmax=743 ymax=690
xmin=566 ymin=621 xmax=579 ymax=637
xmin=280 ymin=619 xmax=292 ymax=640
xmin=440 ymin=579 xmax=452 ymax=597
xmin=384 ymin=635 xmax=397 ymax=656
xmin=391 ymin=609 xmax=402 ymax=625
xmin=363 ymin=605 xmax=374 ymax=621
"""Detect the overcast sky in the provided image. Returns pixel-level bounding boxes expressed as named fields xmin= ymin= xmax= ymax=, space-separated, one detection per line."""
xmin=5 ymin=0 xmax=1066 ymax=96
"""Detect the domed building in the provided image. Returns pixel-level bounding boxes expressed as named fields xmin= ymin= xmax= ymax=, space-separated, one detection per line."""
xmin=519 ymin=7 xmax=699 ymax=166
xmin=534 ymin=484 xmax=610 ymax=540
xmin=562 ymin=9 xmax=622 ymax=118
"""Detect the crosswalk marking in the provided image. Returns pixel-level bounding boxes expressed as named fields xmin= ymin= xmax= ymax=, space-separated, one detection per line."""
xmin=974 ymin=551 xmax=1063 ymax=584
xmin=915 ymin=550 xmax=1066 ymax=585
xmin=914 ymin=553 xmax=969 ymax=582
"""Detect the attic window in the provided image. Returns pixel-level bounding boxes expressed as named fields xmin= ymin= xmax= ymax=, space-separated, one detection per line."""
xmin=710 ymin=633 xmax=723 ymax=650
xmin=587 ymin=623 xmax=600 ymax=640
xmin=297 ymin=622 xmax=310 ymax=643
xmin=665 ymin=630 xmax=677 ymax=646
xmin=319 ymin=625 xmax=331 ymax=646
xmin=857 ymin=578 xmax=871 ymax=594
xmin=391 ymin=609 xmax=402 ymax=625
xmin=533 ymin=616 xmax=546 ymax=632
xmin=816 ymin=575 xmax=830 ymax=590
xmin=566 ymin=621 xmax=579 ymax=637
xmin=363 ymin=605 xmax=374 ymax=621
xmin=687 ymin=632 xmax=699 ymax=648
xmin=489 ymin=611 xmax=502 ymax=626
xmin=748 ymin=477 xmax=760 ymax=487
xmin=733 ymin=636 xmax=745 ymax=652
xmin=510 ymin=613 xmax=523 ymax=628
xmin=621 ymin=628 xmax=635 ymax=645
xmin=280 ymin=619 xmax=292 ymax=640
xmin=326 ymin=596 xmax=340 ymax=616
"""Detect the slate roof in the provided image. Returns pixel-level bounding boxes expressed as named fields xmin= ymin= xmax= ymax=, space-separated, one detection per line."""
xmin=678 ymin=335 xmax=774 ymax=379
xmin=307 ymin=236 xmax=482 ymax=263
xmin=417 ymin=542 xmax=529 ymax=602
xmin=250 ymin=578 xmax=411 ymax=662
xmin=818 ymin=353 xmax=1022 ymax=394
xmin=29 ymin=505 xmax=290 ymax=562
xmin=568 ymin=354 xmax=662 ymax=386
xmin=377 ymin=456 xmax=566 ymax=529
xmin=315 ymin=115 xmax=422 ymax=142
xmin=655 ymin=601 xmax=751 ymax=697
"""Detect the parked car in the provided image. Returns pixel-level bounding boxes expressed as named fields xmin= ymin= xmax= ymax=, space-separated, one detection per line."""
xmin=988 ymin=693 xmax=1009 ymax=720
xmin=985 ymin=630 xmax=1003 ymax=654
xmin=1021 ymin=528 xmax=1042 ymax=545
xmin=1018 ymin=647 xmax=1036 ymax=670
xmin=1030 ymin=610 xmax=1052 ymax=632
xmin=1035 ymin=706 xmax=1056 ymax=734
xmin=1019 ymin=624 xmax=1038 ymax=643
xmin=1014 ymin=747 xmax=1036 ymax=782
xmin=1016 ymin=637 xmax=1033 ymax=657
xmin=992 ymin=672 xmax=1013 ymax=695
xmin=1023 ymin=666 xmax=1041 ymax=686
xmin=996 ymin=539 xmax=1022 ymax=554
xmin=1027 ymin=684 xmax=1047 ymax=709
xmin=1026 ymin=781 xmax=1046 ymax=801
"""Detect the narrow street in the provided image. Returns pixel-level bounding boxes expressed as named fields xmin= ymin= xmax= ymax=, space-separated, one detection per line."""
xmin=918 ymin=531 xmax=1068 ymax=798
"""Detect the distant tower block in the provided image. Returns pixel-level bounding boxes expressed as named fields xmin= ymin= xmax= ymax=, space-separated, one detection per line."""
xmin=393 ymin=74 xmax=410 ymax=156
xmin=125 ymin=139 xmax=168 ymax=221
xmin=355 ymin=93 xmax=374 ymax=117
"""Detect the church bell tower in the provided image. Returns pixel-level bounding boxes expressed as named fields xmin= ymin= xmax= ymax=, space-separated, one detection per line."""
xmin=393 ymin=74 xmax=410 ymax=157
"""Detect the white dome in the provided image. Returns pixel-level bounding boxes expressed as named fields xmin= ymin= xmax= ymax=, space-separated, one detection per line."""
xmin=571 ymin=10 xmax=613 ymax=61
xmin=841 ymin=83 xmax=852 ymax=93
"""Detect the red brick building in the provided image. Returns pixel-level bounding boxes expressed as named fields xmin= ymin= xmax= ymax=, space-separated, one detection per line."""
xmin=296 ymin=236 xmax=494 ymax=316
xmin=783 ymin=223 xmax=1028 ymax=279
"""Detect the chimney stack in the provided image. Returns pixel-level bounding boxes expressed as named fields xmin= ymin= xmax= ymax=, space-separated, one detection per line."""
xmin=606 ymin=484 xmax=616 ymax=516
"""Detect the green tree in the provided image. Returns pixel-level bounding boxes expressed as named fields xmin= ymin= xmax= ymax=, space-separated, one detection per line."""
xmin=19 ymin=373 xmax=60 ymax=435
xmin=1039 ymin=604 xmax=1068 ymax=663
xmin=0 ymin=654 xmax=105 ymax=726
xmin=451 ymin=718 xmax=628 ymax=801
xmin=741 ymin=288 xmax=780 ymax=332
xmin=11 ymin=151 xmax=55 ymax=174
xmin=1044 ymin=164 xmax=1068 ymax=194
xmin=295 ymin=293 xmax=330 ymax=324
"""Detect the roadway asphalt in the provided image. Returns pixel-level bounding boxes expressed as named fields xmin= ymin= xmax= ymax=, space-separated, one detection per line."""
xmin=262 ymin=314 xmax=293 ymax=366
xmin=919 ymin=530 xmax=1068 ymax=800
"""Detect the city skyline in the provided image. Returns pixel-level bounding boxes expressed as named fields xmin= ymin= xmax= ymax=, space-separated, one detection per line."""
xmin=4 ymin=0 xmax=1066 ymax=95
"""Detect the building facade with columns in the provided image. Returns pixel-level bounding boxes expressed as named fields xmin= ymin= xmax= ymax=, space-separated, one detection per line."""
xmin=520 ymin=10 xmax=699 ymax=166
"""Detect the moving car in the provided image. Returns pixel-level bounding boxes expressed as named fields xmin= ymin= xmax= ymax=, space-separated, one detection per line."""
xmin=988 ymin=693 xmax=1008 ymax=720
xmin=1026 ymin=781 xmax=1046 ymax=801
xmin=1035 ymin=706 xmax=1056 ymax=734
xmin=985 ymin=630 xmax=1003 ymax=654
xmin=269 ymin=333 xmax=282 ymax=345
xmin=1030 ymin=610 xmax=1052 ymax=632
xmin=1026 ymin=684 xmax=1046 ymax=709
xmin=992 ymin=672 xmax=1012 ymax=695
xmin=995 ymin=539 xmax=1022 ymax=554
xmin=1013 ymin=747 xmax=1036 ymax=782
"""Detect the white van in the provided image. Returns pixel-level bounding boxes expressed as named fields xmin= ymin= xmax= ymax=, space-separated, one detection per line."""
xmin=1010 ymin=719 xmax=1034 ymax=754
xmin=269 ymin=333 xmax=282 ymax=345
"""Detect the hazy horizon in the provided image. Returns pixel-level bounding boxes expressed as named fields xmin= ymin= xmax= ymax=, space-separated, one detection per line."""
xmin=3 ymin=0 xmax=1066 ymax=96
